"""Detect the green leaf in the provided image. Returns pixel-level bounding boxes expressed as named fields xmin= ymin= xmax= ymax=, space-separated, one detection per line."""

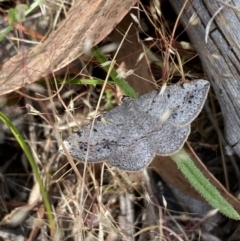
xmin=171 ymin=149 xmax=240 ymax=220
xmin=15 ymin=4 xmax=29 ymax=22
xmin=8 ymin=8 xmax=18 ymax=25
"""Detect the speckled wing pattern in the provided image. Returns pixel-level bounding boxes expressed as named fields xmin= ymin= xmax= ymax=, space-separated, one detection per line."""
xmin=59 ymin=79 xmax=210 ymax=171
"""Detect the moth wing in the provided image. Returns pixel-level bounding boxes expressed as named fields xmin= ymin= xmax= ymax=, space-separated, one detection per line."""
xmin=109 ymin=138 xmax=155 ymax=171
xmin=133 ymin=79 xmax=209 ymax=126
xmin=148 ymin=123 xmax=190 ymax=155
xmin=59 ymin=119 xmax=119 ymax=162
xmin=104 ymin=97 xmax=132 ymax=124
xmin=169 ymin=79 xmax=210 ymax=125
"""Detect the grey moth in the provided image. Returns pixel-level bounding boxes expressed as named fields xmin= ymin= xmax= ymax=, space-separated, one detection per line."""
xmin=59 ymin=79 xmax=210 ymax=171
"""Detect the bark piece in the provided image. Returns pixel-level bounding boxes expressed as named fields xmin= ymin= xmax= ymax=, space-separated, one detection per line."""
xmin=169 ymin=0 xmax=240 ymax=157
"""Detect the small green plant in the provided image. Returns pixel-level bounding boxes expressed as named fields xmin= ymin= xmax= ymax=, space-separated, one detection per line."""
xmin=171 ymin=149 xmax=240 ymax=220
xmin=92 ymin=47 xmax=138 ymax=98
xmin=0 ymin=0 xmax=44 ymax=42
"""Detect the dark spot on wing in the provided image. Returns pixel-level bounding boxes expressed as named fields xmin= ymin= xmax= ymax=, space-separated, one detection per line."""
xmin=171 ymin=112 xmax=178 ymax=119
xmin=187 ymin=94 xmax=195 ymax=104
xmin=93 ymin=128 xmax=97 ymax=132
xmin=180 ymin=83 xmax=185 ymax=89
xmin=103 ymin=143 xmax=110 ymax=149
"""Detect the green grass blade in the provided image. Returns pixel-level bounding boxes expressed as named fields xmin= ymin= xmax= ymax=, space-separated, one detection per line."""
xmin=171 ymin=148 xmax=240 ymax=220
xmin=92 ymin=47 xmax=138 ymax=98
xmin=63 ymin=78 xmax=114 ymax=85
xmin=0 ymin=26 xmax=13 ymax=42
xmin=25 ymin=0 xmax=45 ymax=16
xmin=0 ymin=112 xmax=55 ymax=229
